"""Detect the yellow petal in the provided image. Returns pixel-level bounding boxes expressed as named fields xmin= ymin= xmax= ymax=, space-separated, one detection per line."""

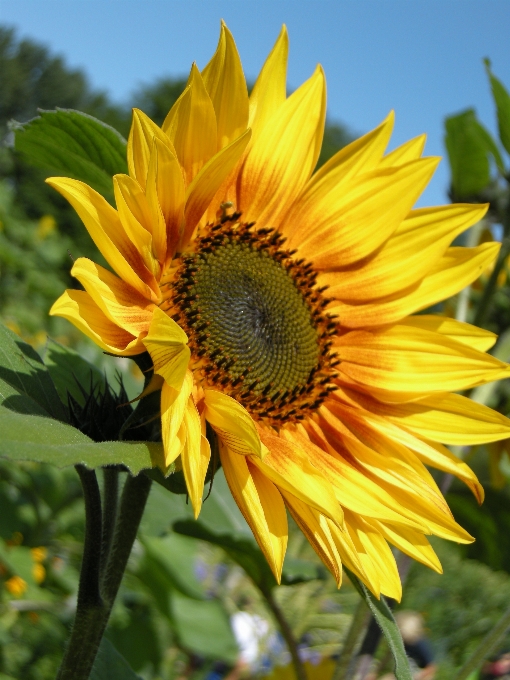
xmin=238 ymin=65 xmax=326 ymax=227
xmin=370 ymin=519 xmax=442 ymax=573
xmin=152 ymin=137 xmax=185 ymax=264
xmin=291 ymin=156 xmax=440 ymax=269
xmin=181 ymin=129 xmax=251 ymax=250
xmin=332 ymin=242 xmax=501 ymax=328
xmin=71 ymin=258 xmax=154 ymax=336
xmin=50 ymin=289 xmax=141 ymax=355
xmin=378 ymin=134 xmax=426 ymax=167
xmin=46 ymin=177 xmax=158 ymax=300
xmin=113 ymin=174 xmax=159 ymax=278
xmin=248 ymin=25 xmax=288 ymax=138
xmin=280 ymin=490 xmax=342 ymax=585
xmin=344 ymin=511 xmax=402 ymax=601
xmin=322 ymin=203 xmax=488 ymax=301
xmin=400 ymin=315 xmax=497 ymax=352
xmin=181 ymin=395 xmax=209 ymax=518
xmin=143 ymin=306 xmax=190 ymax=392
xmin=334 ymin=323 xmax=510 ymax=394
xmin=252 ymin=429 xmax=344 ymax=528
xmin=382 ymin=392 xmax=510 ymax=446
xmin=145 ymin=139 xmax=168 ymax=265
xmin=220 ymin=441 xmax=288 ymax=582
xmin=161 ymin=374 xmax=193 ymax=467
xmin=162 ymin=64 xmax=217 ymax=185
xmin=281 ymin=112 xmax=394 ymax=240
xmin=127 ymin=108 xmax=175 ymax=190
xmin=204 ymin=389 xmax=262 ymax=457
xmin=202 ymin=21 xmax=249 ymax=149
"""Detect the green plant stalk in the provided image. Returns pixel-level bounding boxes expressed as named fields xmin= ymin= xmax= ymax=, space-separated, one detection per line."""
xmin=453 ymin=604 xmax=510 ymax=680
xmin=100 ymin=466 xmax=119 ymax=574
xmin=263 ymin=588 xmax=308 ymax=680
xmin=56 ymin=471 xmax=152 ymax=680
xmin=332 ymin=597 xmax=371 ymax=680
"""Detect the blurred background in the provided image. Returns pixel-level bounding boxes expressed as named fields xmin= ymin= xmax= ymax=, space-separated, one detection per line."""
xmin=1 ymin=2 xmax=510 ymax=679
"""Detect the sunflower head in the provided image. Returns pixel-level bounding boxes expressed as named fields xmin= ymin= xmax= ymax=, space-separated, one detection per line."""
xmin=47 ymin=22 xmax=510 ymax=599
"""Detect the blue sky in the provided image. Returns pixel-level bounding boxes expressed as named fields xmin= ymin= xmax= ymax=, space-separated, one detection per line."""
xmin=1 ymin=0 xmax=509 ymax=207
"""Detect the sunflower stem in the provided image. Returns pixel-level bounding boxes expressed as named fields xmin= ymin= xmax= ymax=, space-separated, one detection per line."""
xmin=263 ymin=588 xmax=308 ymax=680
xmin=56 ymin=471 xmax=152 ymax=680
xmin=100 ymin=466 xmax=120 ymax=575
xmin=332 ymin=596 xmax=371 ymax=680
xmin=452 ymin=603 xmax=510 ymax=680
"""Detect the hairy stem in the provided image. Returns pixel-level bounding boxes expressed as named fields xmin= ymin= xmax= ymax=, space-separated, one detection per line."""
xmin=100 ymin=466 xmax=120 ymax=575
xmin=56 ymin=471 xmax=152 ymax=680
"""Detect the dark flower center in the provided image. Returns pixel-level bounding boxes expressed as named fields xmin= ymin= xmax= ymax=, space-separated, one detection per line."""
xmin=167 ymin=214 xmax=339 ymax=425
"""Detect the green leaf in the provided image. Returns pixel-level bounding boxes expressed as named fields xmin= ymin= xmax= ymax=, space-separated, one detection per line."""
xmin=0 ymin=323 xmax=66 ymax=421
xmin=445 ymin=109 xmax=503 ymax=198
xmin=170 ymin=591 xmax=239 ymax=663
xmin=43 ymin=338 xmax=105 ymax=407
xmin=345 ymin=568 xmax=412 ymax=680
xmin=141 ymin=534 xmax=205 ymax=600
xmin=0 ymin=406 xmax=162 ymax=474
xmin=485 ymin=58 xmax=510 ymax=158
xmin=12 ymin=109 xmax=128 ymax=201
xmin=90 ymin=638 xmax=141 ymax=680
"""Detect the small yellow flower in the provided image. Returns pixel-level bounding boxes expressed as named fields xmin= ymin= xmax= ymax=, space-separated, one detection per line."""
xmin=32 ymin=563 xmax=45 ymax=584
xmin=30 ymin=547 xmax=47 ymax=563
xmin=36 ymin=214 xmax=57 ymax=239
xmin=5 ymin=575 xmax=27 ymax=597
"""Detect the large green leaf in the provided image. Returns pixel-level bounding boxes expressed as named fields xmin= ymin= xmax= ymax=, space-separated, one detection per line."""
xmin=43 ymin=338 xmax=105 ymax=407
xmin=171 ymin=591 xmax=239 ymax=663
xmin=12 ymin=109 xmax=128 ymax=201
xmin=445 ymin=109 xmax=503 ymax=198
xmin=345 ymin=568 xmax=412 ymax=680
xmin=0 ymin=323 xmax=66 ymax=421
xmin=90 ymin=638 xmax=141 ymax=680
xmin=485 ymin=58 xmax=510 ymax=158
xmin=0 ymin=406 xmax=161 ymax=473
xmin=141 ymin=534 xmax=205 ymax=600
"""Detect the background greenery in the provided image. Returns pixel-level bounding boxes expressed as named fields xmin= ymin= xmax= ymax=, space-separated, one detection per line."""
xmin=1 ymin=23 xmax=510 ymax=680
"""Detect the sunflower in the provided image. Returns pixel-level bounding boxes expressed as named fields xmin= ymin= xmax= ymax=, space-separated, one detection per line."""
xmin=49 ymin=24 xmax=510 ymax=600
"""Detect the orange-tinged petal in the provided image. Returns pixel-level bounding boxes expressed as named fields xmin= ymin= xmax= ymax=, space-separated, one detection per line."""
xmin=369 ymin=519 xmax=442 ymax=573
xmin=344 ymin=511 xmax=402 ymax=601
xmin=204 ymin=389 xmax=263 ymax=457
xmin=113 ymin=174 xmax=159 ymax=278
xmin=331 ymin=242 xmax=501 ymax=328
xmin=152 ymin=137 xmax=185 ymax=263
xmin=252 ymin=429 xmax=344 ymax=527
xmin=400 ymin=315 xmax=497 ymax=352
xmin=46 ymin=177 xmax=158 ymax=300
xmin=220 ymin=441 xmax=287 ymax=582
xmin=279 ymin=490 xmax=342 ymax=585
xmin=181 ymin=395 xmax=209 ymax=518
xmin=50 ymin=289 xmax=141 ymax=355
xmin=334 ymin=323 xmax=510 ymax=394
xmin=378 ymin=134 xmax=426 ymax=167
xmin=71 ymin=257 xmax=154 ymax=336
xmin=248 ymin=25 xmax=288 ymax=138
xmin=143 ymin=307 xmax=190 ymax=392
xmin=182 ymin=129 xmax=251 ymax=250
xmin=202 ymin=21 xmax=249 ymax=149
xmin=145 ymin=140 xmax=168 ymax=265
xmin=291 ymin=156 xmax=440 ymax=269
xmin=162 ymin=64 xmax=217 ymax=185
xmin=238 ymin=65 xmax=326 ymax=227
xmin=161 ymin=374 xmax=193 ymax=467
xmin=322 ymin=203 xmax=488 ymax=301
xmin=127 ymin=108 xmax=175 ymax=190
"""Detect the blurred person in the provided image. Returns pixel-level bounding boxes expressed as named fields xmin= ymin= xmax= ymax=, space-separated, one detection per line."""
xmin=481 ymin=650 xmax=510 ymax=679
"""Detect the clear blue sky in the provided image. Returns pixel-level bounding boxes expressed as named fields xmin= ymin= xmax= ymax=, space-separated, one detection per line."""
xmin=1 ymin=0 xmax=509 ymax=208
